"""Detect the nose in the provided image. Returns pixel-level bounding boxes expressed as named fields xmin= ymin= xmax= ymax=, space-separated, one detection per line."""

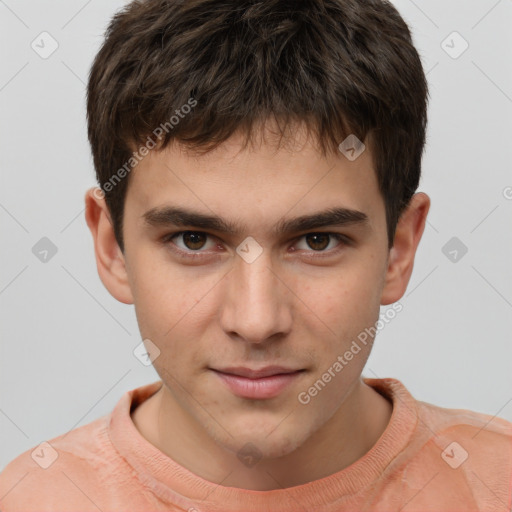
xmin=220 ymin=249 xmax=292 ymax=345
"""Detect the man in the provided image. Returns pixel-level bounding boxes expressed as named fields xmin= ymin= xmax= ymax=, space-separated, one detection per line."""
xmin=1 ymin=0 xmax=511 ymax=510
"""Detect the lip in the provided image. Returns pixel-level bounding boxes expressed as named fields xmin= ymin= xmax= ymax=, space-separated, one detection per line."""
xmin=215 ymin=366 xmax=302 ymax=379
xmin=211 ymin=366 xmax=305 ymax=400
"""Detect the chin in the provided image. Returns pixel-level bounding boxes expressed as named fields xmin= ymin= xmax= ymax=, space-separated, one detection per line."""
xmin=261 ymin=436 xmax=305 ymax=459
xmin=225 ymin=424 xmax=310 ymax=461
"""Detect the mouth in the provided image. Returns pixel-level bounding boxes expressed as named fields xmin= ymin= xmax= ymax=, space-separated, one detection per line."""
xmin=210 ymin=366 xmax=306 ymax=400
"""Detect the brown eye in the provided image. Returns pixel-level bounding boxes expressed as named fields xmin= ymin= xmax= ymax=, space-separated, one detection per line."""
xmin=162 ymin=230 xmax=222 ymax=262
xmin=293 ymin=232 xmax=348 ymax=255
xmin=163 ymin=231 xmax=215 ymax=253
xmin=305 ymin=233 xmax=331 ymax=251
xmin=181 ymin=231 xmax=208 ymax=250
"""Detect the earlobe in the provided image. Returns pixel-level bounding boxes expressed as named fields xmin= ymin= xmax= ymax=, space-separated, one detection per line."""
xmin=84 ymin=187 xmax=134 ymax=305
xmin=380 ymin=192 xmax=430 ymax=305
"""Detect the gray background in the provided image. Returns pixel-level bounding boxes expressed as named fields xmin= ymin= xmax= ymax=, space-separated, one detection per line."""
xmin=1 ymin=0 xmax=511 ymax=471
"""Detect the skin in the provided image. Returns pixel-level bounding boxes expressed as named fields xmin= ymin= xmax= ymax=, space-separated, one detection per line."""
xmin=85 ymin=121 xmax=430 ymax=490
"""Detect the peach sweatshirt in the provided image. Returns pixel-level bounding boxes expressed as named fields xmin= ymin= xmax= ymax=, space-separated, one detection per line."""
xmin=1 ymin=378 xmax=511 ymax=511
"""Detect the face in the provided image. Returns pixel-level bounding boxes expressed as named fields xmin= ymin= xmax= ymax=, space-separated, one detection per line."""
xmin=114 ymin=124 xmax=392 ymax=459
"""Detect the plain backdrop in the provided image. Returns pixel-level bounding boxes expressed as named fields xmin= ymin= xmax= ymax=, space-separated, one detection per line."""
xmin=1 ymin=0 xmax=511 ymax=471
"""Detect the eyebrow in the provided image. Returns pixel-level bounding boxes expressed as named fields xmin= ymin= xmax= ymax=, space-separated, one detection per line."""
xmin=142 ymin=205 xmax=369 ymax=236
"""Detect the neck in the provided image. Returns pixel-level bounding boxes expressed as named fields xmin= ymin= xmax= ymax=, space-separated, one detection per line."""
xmin=132 ymin=378 xmax=393 ymax=490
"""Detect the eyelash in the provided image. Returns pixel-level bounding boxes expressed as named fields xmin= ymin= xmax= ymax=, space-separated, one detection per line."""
xmin=160 ymin=231 xmax=351 ymax=261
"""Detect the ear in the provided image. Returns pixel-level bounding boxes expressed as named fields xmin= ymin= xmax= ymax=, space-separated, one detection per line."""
xmin=84 ymin=187 xmax=134 ymax=305
xmin=380 ymin=192 xmax=430 ymax=305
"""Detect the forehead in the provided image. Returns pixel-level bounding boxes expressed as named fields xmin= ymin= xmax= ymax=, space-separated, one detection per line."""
xmin=124 ymin=124 xmax=384 ymax=238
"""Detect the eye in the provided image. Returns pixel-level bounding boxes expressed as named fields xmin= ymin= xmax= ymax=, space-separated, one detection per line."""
xmin=163 ymin=231 xmax=218 ymax=255
xmin=293 ymin=233 xmax=348 ymax=254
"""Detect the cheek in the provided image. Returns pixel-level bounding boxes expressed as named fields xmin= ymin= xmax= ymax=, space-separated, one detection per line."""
xmin=130 ymin=251 xmax=213 ymax=330
xmin=309 ymin=264 xmax=382 ymax=323
xmin=129 ymin=253 xmax=232 ymax=376
xmin=300 ymin=260 xmax=384 ymax=363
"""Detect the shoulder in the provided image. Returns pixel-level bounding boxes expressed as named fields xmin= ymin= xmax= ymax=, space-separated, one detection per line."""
xmin=0 ymin=415 xmax=123 ymax=511
xmin=403 ymin=399 xmax=512 ymax=508
xmin=416 ymin=398 xmax=512 ymax=446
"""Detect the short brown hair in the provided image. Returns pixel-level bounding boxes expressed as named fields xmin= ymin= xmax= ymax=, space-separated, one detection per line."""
xmin=87 ymin=0 xmax=428 ymax=252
